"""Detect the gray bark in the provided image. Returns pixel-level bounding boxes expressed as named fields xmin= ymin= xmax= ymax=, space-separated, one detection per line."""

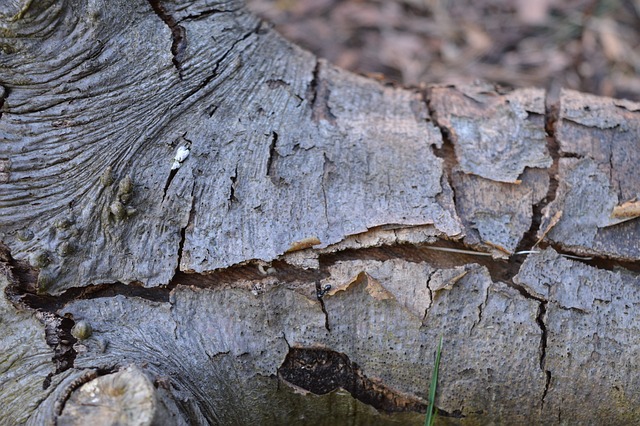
xmin=1 ymin=0 xmax=639 ymax=424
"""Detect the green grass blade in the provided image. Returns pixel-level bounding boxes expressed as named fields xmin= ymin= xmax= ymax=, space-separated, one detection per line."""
xmin=425 ymin=335 xmax=443 ymax=426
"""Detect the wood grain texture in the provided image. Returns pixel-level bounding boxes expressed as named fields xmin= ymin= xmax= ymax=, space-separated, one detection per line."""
xmin=1 ymin=0 xmax=640 ymax=424
xmin=0 ymin=0 xmax=460 ymax=295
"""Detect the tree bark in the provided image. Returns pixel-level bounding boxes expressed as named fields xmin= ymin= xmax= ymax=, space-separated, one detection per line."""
xmin=1 ymin=0 xmax=639 ymax=424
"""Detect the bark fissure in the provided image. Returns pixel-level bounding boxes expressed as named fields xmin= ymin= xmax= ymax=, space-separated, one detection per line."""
xmin=177 ymin=186 xmax=196 ymax=273
xmin=308 ymin=60 xmax=336 ymax=123
xmin=162 ymin=168 xmax=180 ymax=199
xmin=320 ymin=153 xmax=332 ymax=225
xmin=470 ymin=282 xmax=490 ymax=335
xmin=178 ymin=8 xmax=238 ymax=23
xmin=265 ymin=131 xmax=278 ymax=178
xmin=228 ymin=164 xmax=238 ymax=204
xmin=315 ymin=280 xmax=331 ymax=332
xmin=537 ymin=300 xmax=551 ymax=407
xmin=147 ymin=0 xmax=186 ymax=76
xmin=39 ymin=311 xmax=78 ymax=389
xmin=423 ymin=269 xmax=436 ymax=322
xmin=0 ymin=84 xmax=6 ymax=121
xmin=423 ymin=88 xmax=459 ymax=204
xmin=307 ymin=60 xmax=320 ymax=112
xmin=499 ymin=274 xmax=552 ymax=406
xmin=547 ymin=243 xmax=640 ymax=273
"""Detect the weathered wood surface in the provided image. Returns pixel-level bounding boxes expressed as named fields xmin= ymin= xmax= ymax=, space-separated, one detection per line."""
xmin=1 ymin=0 xmax=640 ymax=424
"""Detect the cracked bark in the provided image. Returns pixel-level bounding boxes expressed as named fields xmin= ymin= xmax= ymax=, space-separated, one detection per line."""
xmin=1 ymin=0 xmax=640 ymax=424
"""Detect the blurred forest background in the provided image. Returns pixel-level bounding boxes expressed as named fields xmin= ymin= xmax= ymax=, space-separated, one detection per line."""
xmin=247 ymin=0 xmax=640 ymax=101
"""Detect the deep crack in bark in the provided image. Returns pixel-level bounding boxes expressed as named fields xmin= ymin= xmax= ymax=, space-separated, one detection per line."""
xmin=228 ymin=164 xmax=238 ymax=204
xmin=315 ymin=280 xmax=331 ymax=332
xmin=39 ymin=311 xmax=77 ymax=389
xmin=537 ymin=301 xmax=551 ymax=407
xmin=265 ymin=131 xmax=278 ymax=179
xmin=148 ymin=0 xmax=186 ymax=77
xmin=422 ymin=87 xmax=459 ymax=213
xmin=504 ymin=278 xmax=552 ymax=409
xmin=470 ymin=282 xmax=490 ymax=334
xmin=0 ymin=84 xmax=6 ymax=121
xmin=307 ymin=60 xmax=336 ymax=123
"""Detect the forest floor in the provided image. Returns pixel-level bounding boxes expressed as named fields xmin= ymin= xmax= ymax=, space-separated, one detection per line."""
xmin=247 ymin=0 xmax=640 ymax=101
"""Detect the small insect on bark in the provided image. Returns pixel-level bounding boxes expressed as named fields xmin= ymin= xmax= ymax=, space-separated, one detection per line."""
xmin=316 ymin=284 xmax=332 ymax=299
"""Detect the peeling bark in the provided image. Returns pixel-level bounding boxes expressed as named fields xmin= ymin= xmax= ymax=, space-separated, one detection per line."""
xmin=1 ymin=0 xmax=640 ymax=424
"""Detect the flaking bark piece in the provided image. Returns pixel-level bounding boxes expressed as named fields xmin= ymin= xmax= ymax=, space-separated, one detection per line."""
xmin=556 ymin=89 xmax=640 ymax=204
xmin=540 ymin=90 xmax=640 ymax=260
xmin=429 ymin=84 xmax=551 ymax=183
xmin=453 ymin=167 xmax=549 ymax=256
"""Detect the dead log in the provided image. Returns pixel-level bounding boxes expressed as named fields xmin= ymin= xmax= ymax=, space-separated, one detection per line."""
xmin=1 ymin=0 xmax=639 ymax=424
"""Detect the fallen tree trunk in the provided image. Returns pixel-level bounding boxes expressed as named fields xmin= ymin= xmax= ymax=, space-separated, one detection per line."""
xmin=1 ymin=0 xmax=639 ymax=424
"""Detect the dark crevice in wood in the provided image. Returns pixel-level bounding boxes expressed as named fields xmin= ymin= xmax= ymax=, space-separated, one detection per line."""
xmin=505 ymin=279 xmax=545 ymax=303
xmin=542 ymin=370 xmax=552 ymax=408
xmin=7 ymin=238 xmax=637 ymax=318
xmin=1 ymin=242 xmax=39 ymax=310
xmin=314 ymin=280 xmax=331 ymax=332
xmin=278 ymin=347 xmax=426 ymax=413
xmin=470 ymin=283 xmax=490 ymax=334
xmin=509 ymin=90 xmax=560 ymax=259
xmin=174 ymin=260 xmax=324 ymax=290
xmin=530 ymin=93 xmax=561 ymax=246
xmin=177 ymin=8 xmax=233 ymax=23
xmin=423 ymin=270 xmax=435 ymax=322
xmin=320 ymin=239 xmax=513 ymax=285
xmin=558 ymin=152 xmax=582 ymax=159
xmin=206 ymin=103 xmax=218 ymax=118
xmin=147 ymin=0 xmax=186 ymax=77
xmin=265 ymin=131 xmax=278 ymax=178
xmin=422 ymin=86 xmax=460 ymax=225
xmin=162 ymin=168 xmax=179 ymax=199
xmin=0 ymin=84 xmax=6 ymax=120
xmin=536 ymin=301 xmax=548 ymax=369
xmin=176 ymin=191 xmax=194 ymax=279
xmin=537 ymin=301 xmax=551 ymax=408
xmin=308 ymin=60 xmax=336 ymax=123
xmin=320 ymin=153 xmax=332 ymax=224
xmin=228 ymin=164 xmax=238 ymax=203
xmin=501 ymin=275 xmax=551 ymax=407
xmin=546 ymin=243 xmax=640 ymax=274
xmin=21 ymin=281 xmax=172 ymax=312
xmin=38 ymin=311 xmax=78 ymax=389
xmin=307 ymin=60 xmax=320 ymax=112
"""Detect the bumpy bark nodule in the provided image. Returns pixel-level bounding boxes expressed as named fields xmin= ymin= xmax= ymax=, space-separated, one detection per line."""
xmin=1 ymin=1 xmax=639 ymax=424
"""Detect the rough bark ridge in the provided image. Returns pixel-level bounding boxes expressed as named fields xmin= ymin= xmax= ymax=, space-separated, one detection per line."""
xmin=1 ymin=0 xmax=639 ymax=424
